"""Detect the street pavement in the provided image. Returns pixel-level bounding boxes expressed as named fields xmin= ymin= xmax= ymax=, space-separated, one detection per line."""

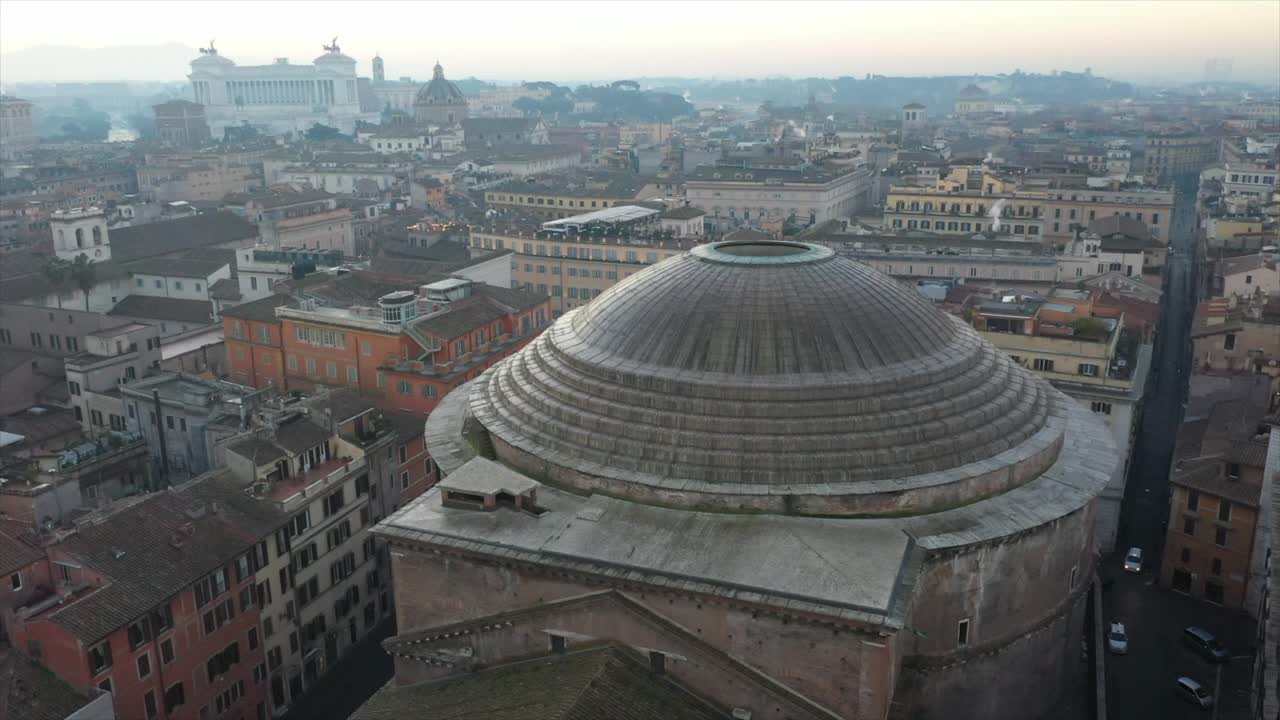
xmin=282 ymin=619 xmax=394 ymax=720
xmin=1103 ymin=554 xmax=1255 ymax=719
xmin=1105 ymin=175 xmax=1258 ymax=720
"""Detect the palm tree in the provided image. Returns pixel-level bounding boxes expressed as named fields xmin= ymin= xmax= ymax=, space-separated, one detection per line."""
xmin=42 ymin=257 xmax=70 ymax=309
xmin=68 ymin=254 xmax=97 ymax=312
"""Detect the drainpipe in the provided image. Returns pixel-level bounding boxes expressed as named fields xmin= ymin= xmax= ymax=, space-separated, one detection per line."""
xmin=153 ymin=390 xmax=170 ymax=487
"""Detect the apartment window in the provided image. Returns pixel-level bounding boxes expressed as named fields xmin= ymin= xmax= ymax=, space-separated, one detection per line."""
xmin=360 ymin=340 xmax=372 ymax=356
xmin=1225 ymin=334 xmax=1237 ymax=351
xmin=154 ymin=280 xmax=162 ymax=289
xmin=1181 ymin=547 xmax=1191 ymax=563
xmin=164 ymin=683 xmax=185 ymax=714
xmin=1188 ymin=490 xmax=1199 ymax=511
xmin=160 ymin=638 xmax=175 ymax=665
xmin=397 ymin=380 xmax=413 ymax=395
xmin=287 ymin=354 xmax=297 ymax=371
xmin=421 ymin=384 xmax=437 ymax=398
xmin=205 ymin=642 xmax=240 ymax=683
xmin=1215 ymin=527 xmax=1229 ymax=547
xmin=88 ymin=640 xmax=112 ymax=674
xmin=144 ymin=690 xmax=158 ymax=720
xmin=1211 ymin=557 xmax=1223 ymax=576
xmin=68 ymin=380 xmax=81 ymax=396
xmin=1227 ymin=462 xmax=1241 ymax=480
xmin=1184 ymin=517 xmax=1197 ymax=536
xmin=257 ymin=325 xmax=270 ymax=343
xmin=956 ymin=618 xmax=970 ymax=646
xmin=137 ymin=652 xmax=152 ymax=679
xmin=401 ymin=471 xmax=410 ymax=489
xmin=1077 ymin=363 xmax=1099 ymax=377
xmin=165 ymin=415 xmax=174 ymax=430
xmin=323 ymin=488 xmax=346 ymax=517
xmin=326 ymin=361 xmax=337 ymax=379
xmin=1218 ymin=500 xmax=1232 ymax=522
xmin=9 ymin=572 xmax=21 ymax=591
xmin=1032 ymin=359 xmax=1055 ymax=372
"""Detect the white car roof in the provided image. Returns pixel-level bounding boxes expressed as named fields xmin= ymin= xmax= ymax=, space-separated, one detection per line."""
xmin=1110 ymin=622 xmax=1126 ymax=632
xmin=1178 ymin=677 xmax=1202 ymax=690
xmin=1127 ymin=547 xmax=1142 ymax=555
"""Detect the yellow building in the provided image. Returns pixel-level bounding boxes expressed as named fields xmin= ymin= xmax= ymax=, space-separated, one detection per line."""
xmin=470 ymin=205 xmax=702 ymax=316
xmin=470 ymin=227 xmax=696 ymax=316
xmin=483 ymin=173 xmax=647 ymax=220
xmin=883 ymin=167 xmax=1047 ymax=239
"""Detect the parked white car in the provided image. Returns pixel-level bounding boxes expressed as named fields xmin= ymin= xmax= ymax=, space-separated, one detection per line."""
xmin=1123 ymin=546 xmax=1143 ymax=573
xmin=1107 ymin=622 xmax=1128 ymax=654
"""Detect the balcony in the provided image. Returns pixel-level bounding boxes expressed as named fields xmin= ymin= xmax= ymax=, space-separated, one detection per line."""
xmin=269 ymin=455 xmax=366 ymax=507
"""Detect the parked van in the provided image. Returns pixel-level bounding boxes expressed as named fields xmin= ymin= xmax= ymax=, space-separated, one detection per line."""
xmin=1176 ymin=677 xmax=1213 ymax=709
xmin=1183 ymin=626 xmax=1230 ymax=663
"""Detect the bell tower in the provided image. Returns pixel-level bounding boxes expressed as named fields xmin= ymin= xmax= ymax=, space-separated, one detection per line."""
xmin=51 ymin=207 xmax=110 ymax=261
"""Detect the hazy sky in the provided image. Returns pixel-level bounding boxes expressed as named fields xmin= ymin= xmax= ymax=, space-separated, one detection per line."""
xmin=1 ymin=0 xmax=1278 ymax=85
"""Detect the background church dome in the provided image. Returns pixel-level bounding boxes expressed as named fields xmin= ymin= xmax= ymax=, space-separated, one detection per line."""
xmin=415 ymin=62 xmax=465 ymax=105
xmin=468 ymin=239 xmax=1068 ymax=515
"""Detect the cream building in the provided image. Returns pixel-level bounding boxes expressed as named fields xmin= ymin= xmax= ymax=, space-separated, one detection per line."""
xmin=0 ymin=94 xmax=37 ymax=160
xmin=1041 ymin=186 xmax=1174 ymax=245
xmin=686 ymin=163 xmax=874 ymax=231
xmin=188 ymin=43 xmax=365 ymax=136
xmin=1221 ymin=254 xmax=1280 ymax=299
xmin=470 ymin=206 xmax=699 ymax=316
xmin=973 ymin=292 xmax=1150 ymax=553
xmin=1145 ymin=130 xmax=1220 ymax=182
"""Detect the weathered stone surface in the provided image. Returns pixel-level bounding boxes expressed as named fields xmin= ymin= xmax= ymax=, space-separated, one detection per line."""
xmin=466 ymin=242 xmax=1063 ymax=514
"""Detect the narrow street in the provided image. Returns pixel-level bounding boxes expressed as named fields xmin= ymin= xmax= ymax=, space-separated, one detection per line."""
xmin=281 ymin=620 xmax=395 ymax=720
xmin=1106 ymin=174 xmax=1257 ymax=718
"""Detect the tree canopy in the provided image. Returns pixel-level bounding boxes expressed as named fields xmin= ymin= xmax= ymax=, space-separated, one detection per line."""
xmin=304 ymin=123 xmax=343 ymax=142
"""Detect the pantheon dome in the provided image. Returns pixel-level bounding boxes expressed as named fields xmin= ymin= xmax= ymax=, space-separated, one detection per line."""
xmin=390 ymin=238 xmax=1118 ymax=720
xmin=469 ymin=239 xmax=1066 ymax=515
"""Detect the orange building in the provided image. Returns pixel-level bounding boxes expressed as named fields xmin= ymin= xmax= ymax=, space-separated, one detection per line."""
xmin=223 ymin=295 xmax=294 ymax=390
xmin=222 ymin=274 xmax=551 ymax=416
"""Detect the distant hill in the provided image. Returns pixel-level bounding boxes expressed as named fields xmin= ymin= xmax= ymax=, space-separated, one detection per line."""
xmin=0 ymin=43 xmax=198 ymax=84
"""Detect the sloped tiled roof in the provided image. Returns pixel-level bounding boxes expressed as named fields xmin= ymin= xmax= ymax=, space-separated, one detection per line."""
xmin=662 ymin=205 xmax=706 ymax=220
xmin=350 ymin=644 xmax=728 ymax=720
xmin=0 ymin=645 xmax=96 ymax=720
xmin=108 ymin=295 xmax=214 ymax=325
xmin=412 ymin=300 xmax=508 ymax=341
xmin=124 ymin=255 xmax=231 ymax=279
xmin=1088 ymin=214 xmax=1151 ymax=242
xmin=110 ymin=211 xmax=258 ymax=262
xmin=47 ymin=472 xmax=284 ymax=643
xmin=219 ymin=294 xmax=296 ymax=323
xmin=0 ymin=528 xmax=44 ymax=576
xmin=209 ymin=277 xmax=242 ymax=301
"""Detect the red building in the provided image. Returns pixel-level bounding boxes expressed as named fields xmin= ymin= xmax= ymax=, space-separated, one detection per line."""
xmin=4 ymin=478 xmax=279 ymax=720
xmin=223 ymin=273 xmax=551 ymax=416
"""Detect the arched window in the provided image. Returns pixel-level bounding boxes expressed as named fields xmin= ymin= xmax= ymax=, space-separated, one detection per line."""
xmin=92 ymin=226 xmax=102 ymax=245
xmin=75 ymin=228 xmax=84 ymax=248
xmin=58 ymin=229 xmax=65 ymax=244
